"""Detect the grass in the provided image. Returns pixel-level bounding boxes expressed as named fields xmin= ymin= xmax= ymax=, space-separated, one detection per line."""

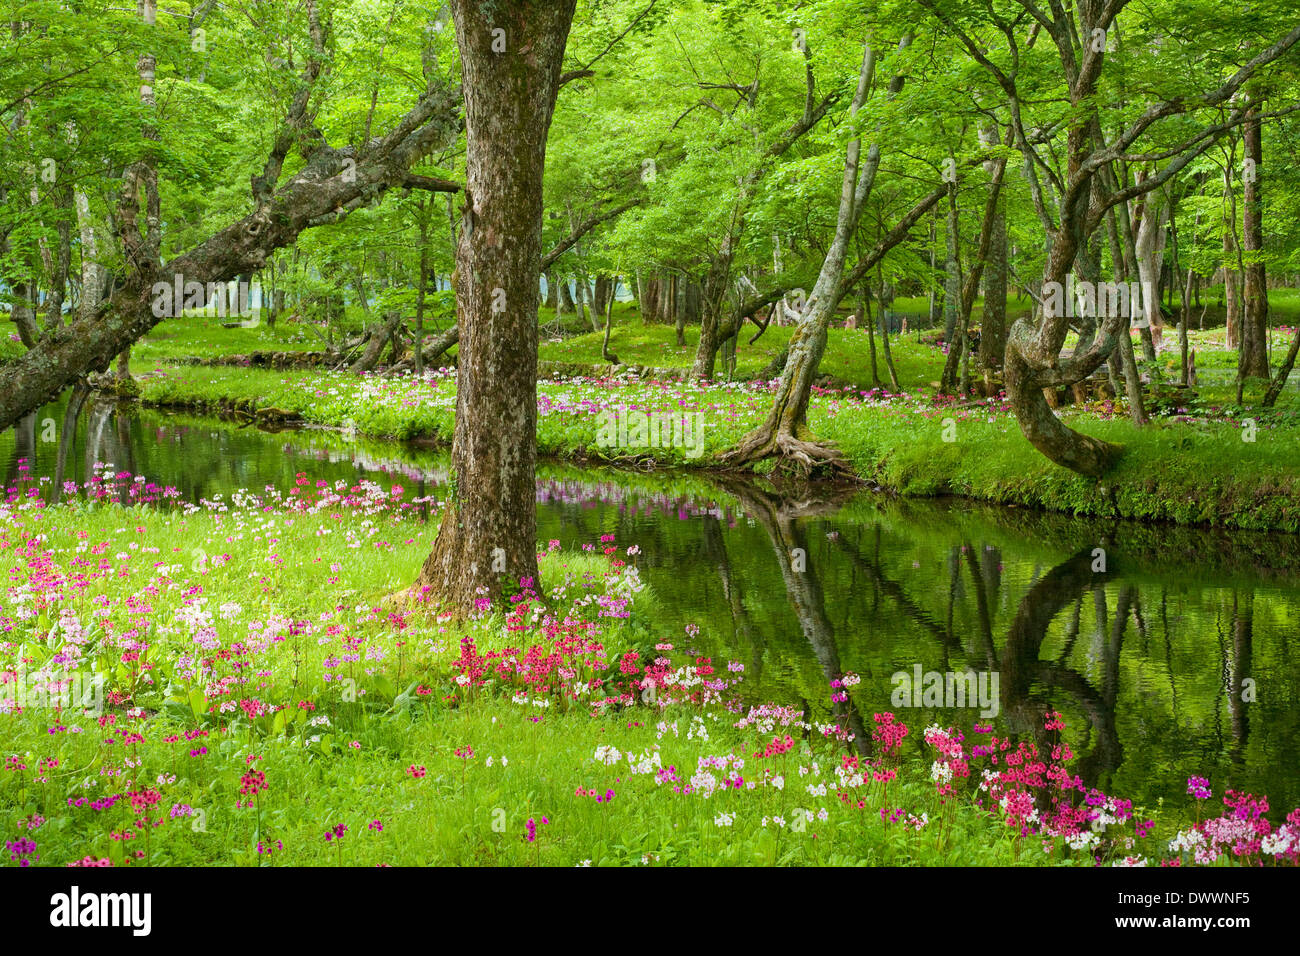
xmin=0 ymin=473 xmax=1273 ymax=866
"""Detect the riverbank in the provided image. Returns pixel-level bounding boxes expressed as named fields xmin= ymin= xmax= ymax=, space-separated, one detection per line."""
xmin=133 ymin=363 xmax=1300 ymax=533
xmin=3 ymin=474 xmax=1291 ymax=866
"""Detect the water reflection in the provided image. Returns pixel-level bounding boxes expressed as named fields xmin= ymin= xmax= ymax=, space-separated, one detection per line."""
xmin=2 ymin=397 xmax=1298 ymax=813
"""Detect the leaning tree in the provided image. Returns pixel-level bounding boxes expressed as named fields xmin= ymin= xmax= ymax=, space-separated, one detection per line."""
xmin=0 ymin=0 xmax=464 ymax=429
xmin=919 ymin=0 xmax=1300 ymax=475
xmin=721 ymin=29 xmax=948 ymax=474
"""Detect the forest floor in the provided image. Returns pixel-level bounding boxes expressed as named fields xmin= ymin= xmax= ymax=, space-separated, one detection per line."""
xmin=1 ymin=476 xmax=1282 ymax=866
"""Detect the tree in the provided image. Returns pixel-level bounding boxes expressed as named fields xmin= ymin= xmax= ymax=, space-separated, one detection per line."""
xmin=414 ymin=0 xmax=578 ymax=613
xmin=919 ymin=0 xmax=1300 ymax=475
xmin=1239 ymin=94 xmax=1269 ymax=382
xmin=722 ymin=31 xmax=947 ymax=474
xmin=0 ymin=2 xmax=463 ymax=430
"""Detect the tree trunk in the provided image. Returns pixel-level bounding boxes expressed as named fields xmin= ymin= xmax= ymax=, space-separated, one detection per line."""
xmin=43 ymin=183 xmax=74 ymax=336
xmin=1102 ymin=204 xmax=1150 ymax=426
xmin=10 ymin=274 xmax=38 ymax=348
xmin=862 ymin=286 xmax=880 ymax=387
xmin=941 ymin=140 xmax=1008 ymax=395
xmin=1170 ymin=215 xmax=1192 ymax=387
xmin=593 ymin=275 xmax=612 ymax=317
xmin=414 ymin=210 xmax=429 ymax=376
xmin=1133 ymin=192 xmax=1167 ymax=362
xmin=557 ymin=277 xmax=575 ymax=314
xmin=722 ymin=34 xmax=920 ymax=474
xmin=1224 ymin=178 xmax=1241 ymax=349
xmin=423 ymin=324 xmax=460 ymax=364
xmin=601 ymin=276 xmax=619 ymax=364
xmin=352 ymin=310 xmax=403 ymax=374
xmin=1004 ymin=343 xmax=1118 ymax=476
xmin=117 ymin=0 xmax=160 ymax=382
xmin=979 ymin=123 xmax=1008 ymax=389
xmin=1262 ymin=324 xmax=1298 ymax=408
xmin=877 ymin=270 xmax=900 ymax=390
xmin=642 ymin=276 xmax=660 ymax=323
xmin=942 ymin=181 xmax=960 ymax=346
xmin=415 ymin=0 xmax=576 ymax=612
xmin=927 ymin=212 xmax=940 ymax=329
xmin=1240 ymin=98 xmax=1269 ymax=380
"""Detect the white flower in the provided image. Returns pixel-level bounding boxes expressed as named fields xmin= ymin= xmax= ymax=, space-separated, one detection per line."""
xmin=1068 ymin=831 xmax=1099 ymax=851
xmin=771 ymin=775 xmax=784 ymax=791
xmin=594 ymin=745 xmax=622 ymax=766
xmin=714 ymin=812 xmax=734 ymax=827
xmin=1168 ymin=828 xmax=1205 ymax=853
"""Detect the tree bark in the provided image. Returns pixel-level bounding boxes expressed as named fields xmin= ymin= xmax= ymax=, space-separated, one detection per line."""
xmin=978 ymin=123 xmax=1008 ymax=389
xmin=593 ymin=274 xmax=612 ymax=317
xmin=415 ymin=0 xmax=576 ymax=612
xmin=1224 ymin=171 xmax=1241 ymax=349
xmin=1240 ymin=97 xmax=1269 ymax=380
xmin=1262 ymin=324 xmax=1298 ymax=408
xmin=42 ymin=183 xmax=74 ymax=336
xmin=1133 ymin=190 xmax=1167 ymax=363
xmin=414 ymin=204 xmax=430 ymax=375
xmin=557 ymin=276 xmax=575 ymax=314
xmin=423 ymin=324 xmax=461 ymax=364
xmin=352 ymin=310 xmax=403 ymax=374
xmin=601 ymin=275 xmax=619 ymax=364
xmin=941 ymin=139 xmax=1008 ymax=395
xmin=544 ymin=270 xmax=558 ymax=310
xmin=941 ymin=179 xmax=960 ymax=347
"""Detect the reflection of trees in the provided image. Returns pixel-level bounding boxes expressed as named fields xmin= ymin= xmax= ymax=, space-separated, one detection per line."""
xmin=973 ymin=547 xmax=1124 ymax=788
xmin=7 ymin=411 xmax=36 ymax=487
xmin=52 ymin=383 xmax=90 ymax=503
xmin=718 ymin=478 xmax=870 ymax=756
xmin=832 ymin=520 xmax=1130 ymax=790
xmin=700 ymin=513 xmax=766 ymax=685
xmin=829 ymin=526 xmax=957 ymax=650
xmin=1211 ymin=590 xmax=1255 ymax=771
xmin=1228 ymin=590 xmax=1253 ymax=767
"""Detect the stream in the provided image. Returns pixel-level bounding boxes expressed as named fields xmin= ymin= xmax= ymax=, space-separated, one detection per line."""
xmin=4 ymin=395 xmax=1299 ymax=815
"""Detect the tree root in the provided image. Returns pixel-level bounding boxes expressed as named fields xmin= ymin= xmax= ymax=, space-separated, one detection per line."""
xmin=719 ymin=421 xmax=858 ymax=481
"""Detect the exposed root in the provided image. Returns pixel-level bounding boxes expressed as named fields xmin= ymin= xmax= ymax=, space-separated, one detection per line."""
xmin=718 ymin=420 xmax=857 ymax=481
